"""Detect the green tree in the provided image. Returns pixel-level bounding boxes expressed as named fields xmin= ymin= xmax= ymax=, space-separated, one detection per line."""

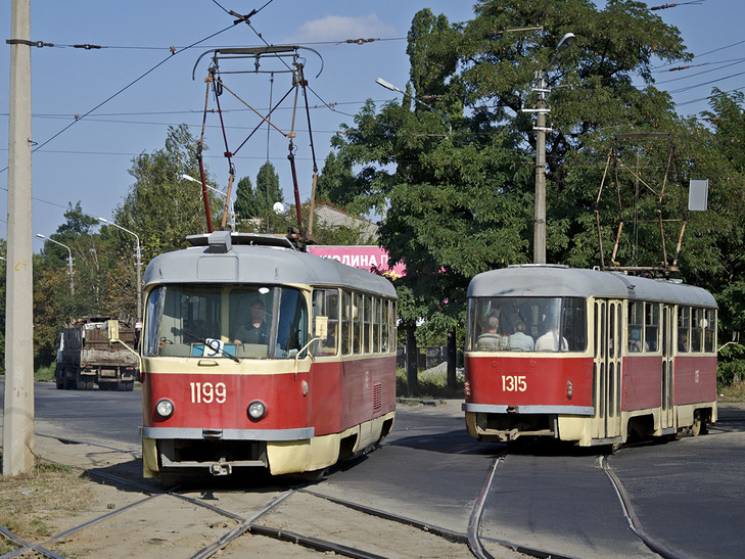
xmin=254 ymin=162 xmax=284 ymax=233
xmin=234 ymin=176 xmax=257 ymax=221
xmin=316 ymin=151 xmax=360 ymax=207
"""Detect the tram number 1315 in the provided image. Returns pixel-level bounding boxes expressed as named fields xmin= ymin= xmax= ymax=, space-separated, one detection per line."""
xmin=501 ymin=375 xmax=527 ymax=392
xmin=190 ymin=382 xmax=227 ymax=404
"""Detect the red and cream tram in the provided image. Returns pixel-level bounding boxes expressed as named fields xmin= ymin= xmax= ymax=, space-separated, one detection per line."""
xmin=136 ymin=231 xmax=397 ymax=478
xmin=464 ymin=265 xmax=717 ymax=446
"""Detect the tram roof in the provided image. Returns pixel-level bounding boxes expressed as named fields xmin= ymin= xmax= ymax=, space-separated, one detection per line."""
xmin=468 ymin=265 xmax=717 ymax=308
xmin=143 ymin=237 xmax=397 ymax=298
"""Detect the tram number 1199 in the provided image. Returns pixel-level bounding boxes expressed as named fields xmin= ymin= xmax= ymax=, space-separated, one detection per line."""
xmin=190 ymin=382 xmax=227 ymax=404
xmin=501 ymin=375 xmax=527 ymax=392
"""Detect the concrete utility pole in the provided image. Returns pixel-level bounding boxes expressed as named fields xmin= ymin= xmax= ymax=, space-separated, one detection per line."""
xmin=4 ymin=0 xmax=35 ymax=477
xmin=523 ymin=32 xmax=575 ymax=264
xmin=532 ymin=72 xmax=548 ymax=265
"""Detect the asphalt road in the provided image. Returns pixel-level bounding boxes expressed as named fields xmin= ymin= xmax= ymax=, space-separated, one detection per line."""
xmin=3 ymin=381 xmax=745 ymax=558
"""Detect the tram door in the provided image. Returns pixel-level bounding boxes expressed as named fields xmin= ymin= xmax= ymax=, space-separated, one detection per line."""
xmin=594 ymin=299 xmax=623 ymax=439
xmin=661 ymin=304 xmax=675 ymax=430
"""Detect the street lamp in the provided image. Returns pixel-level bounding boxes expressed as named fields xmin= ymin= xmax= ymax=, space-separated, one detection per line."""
xmin=35 ymin=234 xmax=74 ymax=296
xmin=522 ymin=31 xmax=576 ymax=264
xmin=180 ymin=174 xmax=235 ymax=229
xmin=375 ymin=77 xmax=452 ymax=135
xmin=98 ymin=217 xmax=142 ymax=324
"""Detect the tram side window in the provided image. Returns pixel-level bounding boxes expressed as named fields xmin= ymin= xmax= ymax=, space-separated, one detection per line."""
xmin=380 ymin=300 xmax=387 ymax=352
xmin=704 ymin=309 xmax=716 ymax=353
xmin=353 ymin=293 xmax=362 ymax=354
xmin=372 ymin=297 xmax=381 ymax=353
xmin=628 ymin=302 xmax=644 ymax=353
xmin=390 ymin=301 xmax=398 ymax=352
xmin=312 ymin=288 xmax=339 ymax=356
xmin=341 ymin=290 xmax=351 ymax=355
xmin=645 ymin=303 xmax=659 ymax=352
xmin=691 ymin=308 xmax=703 ymax=352
xmin=677 ymin=306 xmax=691 ymax=353
xmin=363 ymin=295 xmax=372 ymax=353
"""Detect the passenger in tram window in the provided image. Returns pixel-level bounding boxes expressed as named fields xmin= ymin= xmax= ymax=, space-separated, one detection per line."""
xmin=508 ymin=318 xmax=535 ymax=351
xmin=678 ymin=331 xmax=689 ymax=353
xmin=477 ymin=313 xmax=507 ymax=351
xmin=233 ymin=299 xmax=269 ymax=345
xmin=629 ymin=327 xmax=649 ymax=352
xmin=535 ymin=319 xmax=569 ymax=352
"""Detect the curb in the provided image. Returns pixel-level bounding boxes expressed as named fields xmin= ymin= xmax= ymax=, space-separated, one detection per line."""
xmin=396 ymin=397 xmax=441 ymax=406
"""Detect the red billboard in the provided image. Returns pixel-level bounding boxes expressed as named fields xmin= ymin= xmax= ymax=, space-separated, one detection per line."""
xmin=307 ymin=245 xmax=406 ymax=279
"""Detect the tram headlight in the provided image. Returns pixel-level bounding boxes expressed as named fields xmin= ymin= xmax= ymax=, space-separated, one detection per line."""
xmin=247 ymin=400 xmax=266 ymax=421
xmin=155 ymin=399 xmax=174 ymax=419
xmin=566 ymin=380 xmax=573 ymax=400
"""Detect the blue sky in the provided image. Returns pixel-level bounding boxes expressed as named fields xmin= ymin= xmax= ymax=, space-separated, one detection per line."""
xmin=1 ymin=0 xmax=744 ymax=243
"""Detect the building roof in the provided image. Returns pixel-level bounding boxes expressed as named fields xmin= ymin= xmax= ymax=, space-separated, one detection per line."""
xmin=315 ymin=203 xmax=378 ymax=241
xmin=468 ymin=265 xmax=717 ymax=308
xmin=143 ymin=235 xmax=396 ymax=298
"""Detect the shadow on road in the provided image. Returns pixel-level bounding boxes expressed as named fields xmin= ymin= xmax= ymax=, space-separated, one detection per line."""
xmin=713 ymin=405 xmax=745 ymax=433
xmin=388 ymin=428 xmax=504 ymax=455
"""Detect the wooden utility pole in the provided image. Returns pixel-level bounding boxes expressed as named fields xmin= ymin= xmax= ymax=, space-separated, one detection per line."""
xmin=3 ymin=0 xmax=35 ymax=477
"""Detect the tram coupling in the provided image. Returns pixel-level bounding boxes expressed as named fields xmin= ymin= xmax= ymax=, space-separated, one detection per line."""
xmin=209 ymin=462 xmax=233 ymax=477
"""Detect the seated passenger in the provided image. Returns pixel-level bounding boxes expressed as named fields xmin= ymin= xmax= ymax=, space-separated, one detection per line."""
xmin=508 ymin=318 xmax=534 ymax=351
xmin=535 ymin=321 xmax=568 ymax=351
xmin=678 ymin=332 xmax=689 ymax=352
xmin=477 ymin=314 xmax=507 ymax=351
xmin=628 ymin=328 xmax=648 ymax=352
xmin=233 ymin=299 xmax=269 ymax=345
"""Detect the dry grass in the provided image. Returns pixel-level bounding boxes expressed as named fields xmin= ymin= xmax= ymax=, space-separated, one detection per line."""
xmin=0 ymin=457 xmax=92 ymax=552
xmin=719 ymin=380 xmax=745 ymax=403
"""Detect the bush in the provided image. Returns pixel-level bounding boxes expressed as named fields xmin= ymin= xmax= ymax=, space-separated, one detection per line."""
xmin=34 ymin=362 xmax=56 ymax=382
xmin=717 ymin=343 xmax=745 ymax=386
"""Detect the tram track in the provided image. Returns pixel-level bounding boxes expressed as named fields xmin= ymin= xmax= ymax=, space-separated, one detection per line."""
xmin=16 ymin=432 xmax=472 ymax=559
xmin=7 ymin=430 xmax=692 ymax=559
xmin=600 ymin=455 xmax=687 ymax=559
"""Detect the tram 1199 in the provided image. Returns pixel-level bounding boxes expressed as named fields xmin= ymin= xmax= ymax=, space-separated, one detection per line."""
xmin=464 ymin=265 xmax=717 ymax=446
xmin=127 ymin=231 xmax=397 ymax=479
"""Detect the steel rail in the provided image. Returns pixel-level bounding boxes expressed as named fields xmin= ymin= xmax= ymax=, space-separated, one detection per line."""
xmin=479 ymin=535 xmax=583 ymax=559
xmin=600 ymin=456 xmax=688 ymax=559
xmin=189 ymin=490 xmax=293 ymax=559
xmin=0 ymin=526 xmax=65 ymax=559
xmin=299 ymin=488 xmax=468 ymax=544
xmin=467 ymin=456 xmax=503 ymax=559
xmin=248 ymin=524 xmax=387 ymax=559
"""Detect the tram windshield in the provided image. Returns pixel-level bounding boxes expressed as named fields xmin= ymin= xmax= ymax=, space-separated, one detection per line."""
xmin=468 ymin=297 xmax=586 ymax=352
xmin=144 ymin=284 xmax=308 ymax=360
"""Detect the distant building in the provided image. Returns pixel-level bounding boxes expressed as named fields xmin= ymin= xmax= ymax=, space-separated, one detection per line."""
xmin=314 ymin=202 xmax=378 ymax=242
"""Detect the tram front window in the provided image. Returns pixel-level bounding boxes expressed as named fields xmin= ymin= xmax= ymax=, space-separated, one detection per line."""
xmin=468 ymin=297 xmax=586 ymax=352
xmin=144 ymin=285 xmax=307 ymax=359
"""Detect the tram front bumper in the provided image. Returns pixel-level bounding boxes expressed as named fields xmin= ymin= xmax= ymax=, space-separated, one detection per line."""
xmin=141 ymin=426 xmax=315 ymax=477
xmin=465 ymin=409 xmax=557 ymax=441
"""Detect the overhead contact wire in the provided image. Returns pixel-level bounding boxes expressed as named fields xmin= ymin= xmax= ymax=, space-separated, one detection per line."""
xmin=0 ymin=21 xmax=243 ymax=176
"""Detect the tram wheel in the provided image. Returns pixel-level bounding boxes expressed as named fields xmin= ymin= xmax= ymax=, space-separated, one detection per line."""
xmin=691 ymin=412 xmax=708 ymax=437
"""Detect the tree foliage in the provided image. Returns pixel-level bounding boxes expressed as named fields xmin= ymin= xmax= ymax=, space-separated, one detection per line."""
xmin=330 ymin=1 xmax=745 ymax=378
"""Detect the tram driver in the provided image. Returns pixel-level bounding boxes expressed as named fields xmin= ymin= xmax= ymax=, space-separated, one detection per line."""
xmin=233 ymin=299 xmax=269 ymax=345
